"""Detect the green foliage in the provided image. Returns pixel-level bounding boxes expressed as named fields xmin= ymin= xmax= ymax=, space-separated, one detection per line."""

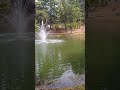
xmin=35 ymin=0 xmax=85 ymax=30
xmin=0 ymin=0 xmax=9 ymax=14
xmin=35 ymin=1 xmax=49 ymax=24
xmin=67 ymin=22 xmax=82 ymax=29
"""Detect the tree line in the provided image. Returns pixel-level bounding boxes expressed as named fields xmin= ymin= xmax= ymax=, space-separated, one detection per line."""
xmin=35 ymin=0 xmax=85 ymax=31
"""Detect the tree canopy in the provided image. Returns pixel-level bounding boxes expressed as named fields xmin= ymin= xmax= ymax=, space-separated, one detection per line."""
xmin=35 ymin=0 xmax=85 ymax=31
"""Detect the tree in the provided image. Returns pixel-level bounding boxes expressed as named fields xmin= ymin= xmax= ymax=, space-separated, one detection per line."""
xmin=35 ymin=0 xmax=85 ymax=31
xmin=58 ymin=0 xmax=84 ymax=31
xmin=35 ymin=0 xmax=59 ymax=29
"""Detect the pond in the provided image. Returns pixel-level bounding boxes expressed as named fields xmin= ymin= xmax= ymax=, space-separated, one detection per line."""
xmin=0 ymin=33 xmax=35 ymax=90
xmin=35 ymin=35 xmax=85 ymax=89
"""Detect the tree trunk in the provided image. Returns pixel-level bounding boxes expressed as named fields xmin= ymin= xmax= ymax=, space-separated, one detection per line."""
xmin=64 ymin=15 xmax=67 ymax=32
xmin=50 ymin=0 xmax=52 ymax=30
xmin=65 ymin=22 xmax=67 ymax=32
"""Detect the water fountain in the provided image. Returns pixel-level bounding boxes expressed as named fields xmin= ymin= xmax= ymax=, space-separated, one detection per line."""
xmin=39 ymin=21 xmax=47 ymax=42
xmin=0 ymin=0 xmax=34 ymax=42
xmin=35 ymin=21 xmax=64 ymax=44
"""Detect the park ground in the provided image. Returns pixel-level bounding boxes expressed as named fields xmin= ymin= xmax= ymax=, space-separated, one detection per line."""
xmin=48 ymin=25 xmax=85 ymax=35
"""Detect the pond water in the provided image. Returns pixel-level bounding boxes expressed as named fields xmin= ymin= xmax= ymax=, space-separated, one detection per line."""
xmin=35 ymin=35 xmax=85 ymax=89
xmin=0 ymin=33 xmax=35 ymax=90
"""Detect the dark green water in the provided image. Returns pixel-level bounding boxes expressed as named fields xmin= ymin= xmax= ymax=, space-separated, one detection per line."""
xmin=35 ymin=35 xmax=85 ymax=89
xmin=86 ymin=21 xmax=120 ymax=89
xmin=0 ymin=35 xmax=35 ymax=90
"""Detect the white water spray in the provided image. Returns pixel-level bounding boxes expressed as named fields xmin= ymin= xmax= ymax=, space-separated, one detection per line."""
xmin=36 ymin=21 xmax=64 ymax=44
xmin=39 ymin=21 xmax=47 ymax=42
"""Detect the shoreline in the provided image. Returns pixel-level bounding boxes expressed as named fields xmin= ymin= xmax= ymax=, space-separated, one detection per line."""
xmin=47 ymin=26 xmax=85 ymax=35
xmin=35 ymin=84 xmax=85 ymax=90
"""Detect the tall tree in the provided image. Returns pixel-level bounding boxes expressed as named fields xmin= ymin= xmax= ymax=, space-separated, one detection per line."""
xmin=35 ymin=0 xmax=85 ymax=31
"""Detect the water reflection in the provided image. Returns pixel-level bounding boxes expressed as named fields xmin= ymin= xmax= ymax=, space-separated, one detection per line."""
xmin=0 ymin=39 xmax=35 ymax=89
xmin=35 ymin=36 xmax=85 ymax=89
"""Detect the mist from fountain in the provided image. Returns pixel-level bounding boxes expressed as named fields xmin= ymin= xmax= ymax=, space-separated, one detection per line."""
xmin=39 ymin=21 xmax=47 ymax=42
xmin=35 ymin=21 xmax=63 ymax=44
xmin=0 ymin=0 xmax=34 ymax=41
xmin=35 ymin=21 xmax=64 ymax=44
